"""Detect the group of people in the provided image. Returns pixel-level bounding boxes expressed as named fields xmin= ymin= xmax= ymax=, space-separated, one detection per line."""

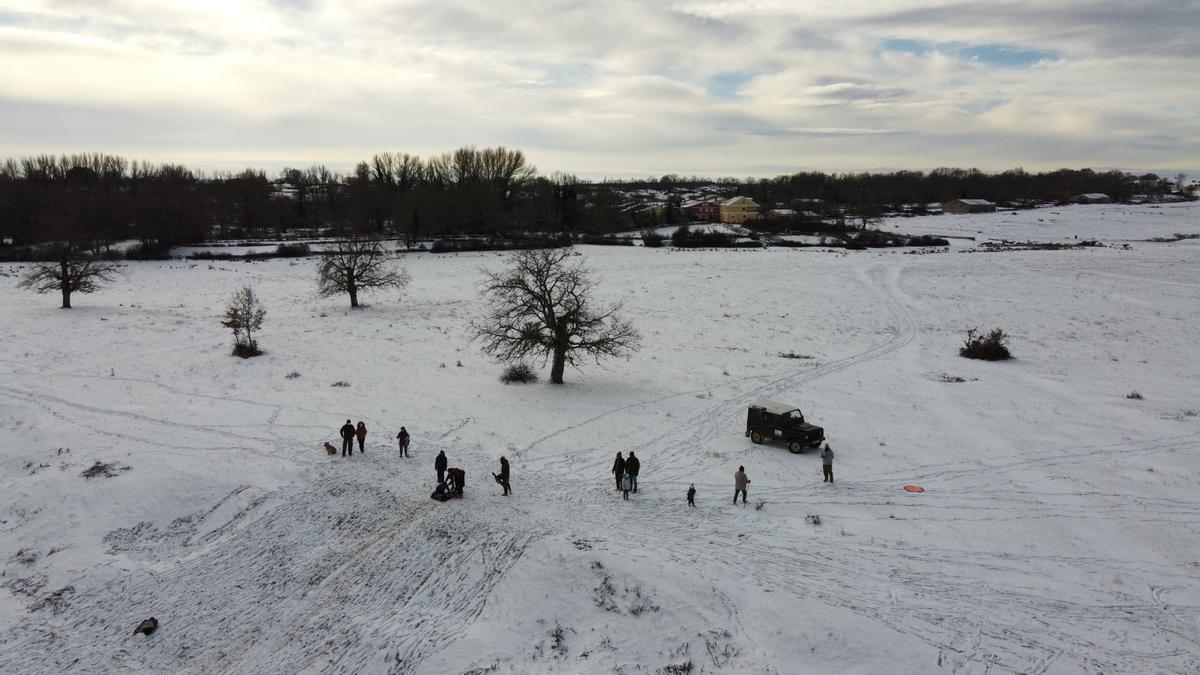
xmin=335 ymin=420 xmax=836 ymax=507
xmin=431 ymin=449 xmax=511 ymax=501
xmin=336 ymin=421 xmax=410 ymax=458
xmin=613 ymin=443 xmax=836 ymax=506
xmin=611 ymin=451 xmax=640 ymax=500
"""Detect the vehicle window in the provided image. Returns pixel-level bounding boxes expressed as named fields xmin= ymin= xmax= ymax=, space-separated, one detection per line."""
xmin=786 ymin=410 xmax=804 ymax=423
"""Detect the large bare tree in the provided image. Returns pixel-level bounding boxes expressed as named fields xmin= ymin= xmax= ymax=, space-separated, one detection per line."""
xmin=316 ymin=236 xmax=410 ymax=308
xmin=19 ymin=242 xmax=122 ymax=308
xmin=471 ymin=249 xmax=640 ymax=384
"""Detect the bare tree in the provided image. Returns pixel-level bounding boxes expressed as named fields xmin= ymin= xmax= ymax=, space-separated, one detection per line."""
xmin=471 ymin=249 xmax=640 ymax=384
xmin=221 ymin=286 xmax=267 ymax=357
xmin=19 ymin=242 xmax=122 ymax=308
xmin=316 ymin=235 xmax=410 ymax=307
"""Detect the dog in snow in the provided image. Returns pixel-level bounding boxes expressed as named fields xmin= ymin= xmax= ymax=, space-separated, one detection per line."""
xmin=324 ymin=442 xmax=338 ymax=456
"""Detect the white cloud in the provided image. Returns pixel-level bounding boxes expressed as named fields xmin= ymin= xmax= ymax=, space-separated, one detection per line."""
xmin=0 ymin=0 xmax=1195 ymax=176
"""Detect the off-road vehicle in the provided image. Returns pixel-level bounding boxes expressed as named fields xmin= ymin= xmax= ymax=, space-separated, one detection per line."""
xmin=745 ymin=400 xmax=825 ymax=453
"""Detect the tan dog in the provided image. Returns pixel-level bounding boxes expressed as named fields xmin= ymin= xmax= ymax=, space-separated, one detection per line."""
xmin=324 ymin=442 xmax=338 ymax=456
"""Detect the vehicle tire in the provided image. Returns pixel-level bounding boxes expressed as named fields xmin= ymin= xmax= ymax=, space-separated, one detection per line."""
xmin=750 ymin=430 xmax=764 ymax=444
xmin=788 ymin=440 xmax=804 ymax=454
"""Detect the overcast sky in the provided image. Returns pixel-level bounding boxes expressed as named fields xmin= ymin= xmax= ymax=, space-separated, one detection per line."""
xmin=1 ymin=0 xmax=1197 ymax=178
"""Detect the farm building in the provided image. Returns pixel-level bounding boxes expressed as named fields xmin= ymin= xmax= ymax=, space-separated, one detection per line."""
xmin=944 ymin=198 xmax=996 ymax=214
xmin=681 ymin=200 xmax=720 ymax=222
xmin=1073 ymin=193 xmax=1112 ymax=204
xmin=719 ymin=196 xmax=760 ymax=224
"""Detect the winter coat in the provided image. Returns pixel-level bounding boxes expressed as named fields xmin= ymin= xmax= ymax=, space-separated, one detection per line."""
xmin=820 ymin=447 xmax=834 ymax=466
xmin=687 ymin=486 xmax=696 ymax=499
xmin=355 ymin=424 xmax=367 ymax=441
xmin=397 ymin=430 xmax=410 ymax=444
xmin=499 ymin=457 xmax=510 ymax=480
xmin=734 ymin=470 xmax=750 ymax=491
xmin=435 ymin=452 xmax=448 ymax=472
xmin=340 ymin=423 xmax=355 ymax=440
xmin=625 ymin=455 xmax=640 ymax=476
xmin=612 ymin=456 xmax=625 ymax=477
xmin=621 ymin=474 xmax=633 ymax=492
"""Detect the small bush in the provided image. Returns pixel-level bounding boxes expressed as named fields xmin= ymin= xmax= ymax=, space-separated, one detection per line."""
xmin=275 ymin=242 xmax=311 ymax=257
xmin=81 ymin=461 xmax=130 ymax=479
xmin=1127 ymin=391 xmax=1144 ymax=400
xmin=640 ymin=230 xmax=665 ymax=248
xmin=285 ymin=371 xmax=301 ymax=379
xmin=960 ymin=327 xmax=1012 ymax=361
xmin=778 ymin=351 xmax=813 ymax=360
xmin=500 ymin=363 xmax=538 ymax=384
xmin=232 ymin=342 xmax=263 ymax=358
xmin=331 ymin=380 xmax=350 ymax=387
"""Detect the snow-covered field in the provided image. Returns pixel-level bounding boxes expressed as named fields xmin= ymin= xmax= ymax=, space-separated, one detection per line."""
xmin=2 ymin=202 xmax=1199 ymax=673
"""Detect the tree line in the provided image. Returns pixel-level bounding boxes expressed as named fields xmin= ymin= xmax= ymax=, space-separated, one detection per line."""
xmin=2 ymin=152 xmax=1185 ymax=253
xmin=0 ymin=149 xmax=627 ymax=253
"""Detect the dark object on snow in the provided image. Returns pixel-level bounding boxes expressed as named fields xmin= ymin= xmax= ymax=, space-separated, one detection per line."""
xmin=745 ymin=400 xmax=824 ymax=453
xmin=446 ymin=467 xmax=465 ymax=495
xmin=497 ymin=457 xmax=511 ymax=495
xmin=133 ymin=617 xmax=158 ymax=636
xmin=612 ymin=452 xmax=625 ymax=490
xmin=435 ymin=450 xmax=447 ymax=483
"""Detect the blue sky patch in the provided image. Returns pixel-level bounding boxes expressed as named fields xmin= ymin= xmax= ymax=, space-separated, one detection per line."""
xmin=882 ymin=38 xmax=1058 ymax=67
xmin=707 ymin=71 xmax=756 ymax=100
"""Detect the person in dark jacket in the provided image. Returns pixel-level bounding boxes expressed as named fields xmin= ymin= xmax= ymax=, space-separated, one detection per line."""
xmin=396 ymin=427 xmax=410 ymax=457
xmin=496 ymin=456 xmax=511 ymax=496
xmin=355 ymin=421 xmax=367 ymax=452
xmin=612 ymin=452 xmax=625 ymax=490
xmin=687 ymin=483 xmax=696 ymax=506
xmin=625 ymin=452 xmax=640 ymax=493
xmin=339 ymin=420 xmax=355 ymax=457
xmin=435 ymin=450 xmax=447 ymax=484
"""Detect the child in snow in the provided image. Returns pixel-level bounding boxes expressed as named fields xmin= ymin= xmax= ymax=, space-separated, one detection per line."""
xmin=687 ymin=484 xmax=696 ymax=506
xmin=621 ymin=472 xmax=632 ymax=500
xmin=396 ymin=427 xmax=410 ymax=457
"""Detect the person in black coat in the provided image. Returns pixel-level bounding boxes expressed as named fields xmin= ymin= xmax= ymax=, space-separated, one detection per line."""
xmin=625 ymin=452 xmax=640 ymax=493
xmin=435 ymin=450 xmax=447 ymax=484
xmin=687 ymin=483 xmax=696 ymax=506
xmin=339 ymin=420 xmax=355 ymax=457
xmin=496 ymin=456 xmax=511 ymax=496
xmin=396 ymin=427 xmax=410 ymax=457
xmin=611 ymin=452 xmax=625 ymax=490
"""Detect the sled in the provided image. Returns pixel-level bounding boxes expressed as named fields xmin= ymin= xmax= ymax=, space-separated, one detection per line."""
xmin=903 ymin=485 xmax=925 ymax=493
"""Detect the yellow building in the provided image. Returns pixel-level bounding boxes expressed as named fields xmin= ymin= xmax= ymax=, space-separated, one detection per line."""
xmin=719 ymin=196 xmax=760 ymax=224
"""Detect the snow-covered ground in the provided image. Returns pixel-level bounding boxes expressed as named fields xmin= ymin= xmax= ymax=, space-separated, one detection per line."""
xmin=2 ymin=202 xmax=1199 ymax=673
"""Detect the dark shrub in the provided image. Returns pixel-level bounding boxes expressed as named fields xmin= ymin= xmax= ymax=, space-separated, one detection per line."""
xmin=906 ymin=235 xmax=950 ymax=247
xmin=232 ymin=342 xmax=263 ymax=358
xmin=640 ymin=230 xmax=665 ymax=248
xmin=275 ymin=243 xmax=311 ymax=257
xmin=500 ymin=362 xmax=538 ymax=384
xmin=576 ymin=234 xmax=634 ymax=246
xmin=125 ymin=242 xmax=174 ymax=260
xmin=671 ymin=224 xmax=692 ymax=247
xmin=960 ymin=328 xmax=1012 ymax=361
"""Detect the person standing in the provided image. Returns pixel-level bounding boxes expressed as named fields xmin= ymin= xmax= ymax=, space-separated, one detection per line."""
xmin=435 ymin=450 xmax=447 ymax=485
xmin=339 ymin=419 xmax=355 ymax=457
xmin=621 ymin=472 xmax=632 ymax=500
xmin=687 ymin=483 xmax=696 ymax=506
xmin=497 ymin=456 xmax=511 ymax=496
xmin=625 ymin=452 xmax=641 ymax=493
xmin=820 ymin=443 xmax=834 ymax=483
xmin=734 ymin=466 xmax=749 ymax=505
xmin=396 ymin=427 xmax=410 ymax=457
xmin=355 ymin=421 xmax=367 ymax=453
xmin=611 ymin=452 xmax=625 ymax=490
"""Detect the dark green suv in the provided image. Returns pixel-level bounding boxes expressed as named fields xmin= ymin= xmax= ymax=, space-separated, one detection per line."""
xmin=745 ymin=400 xmax=825 ymax=453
